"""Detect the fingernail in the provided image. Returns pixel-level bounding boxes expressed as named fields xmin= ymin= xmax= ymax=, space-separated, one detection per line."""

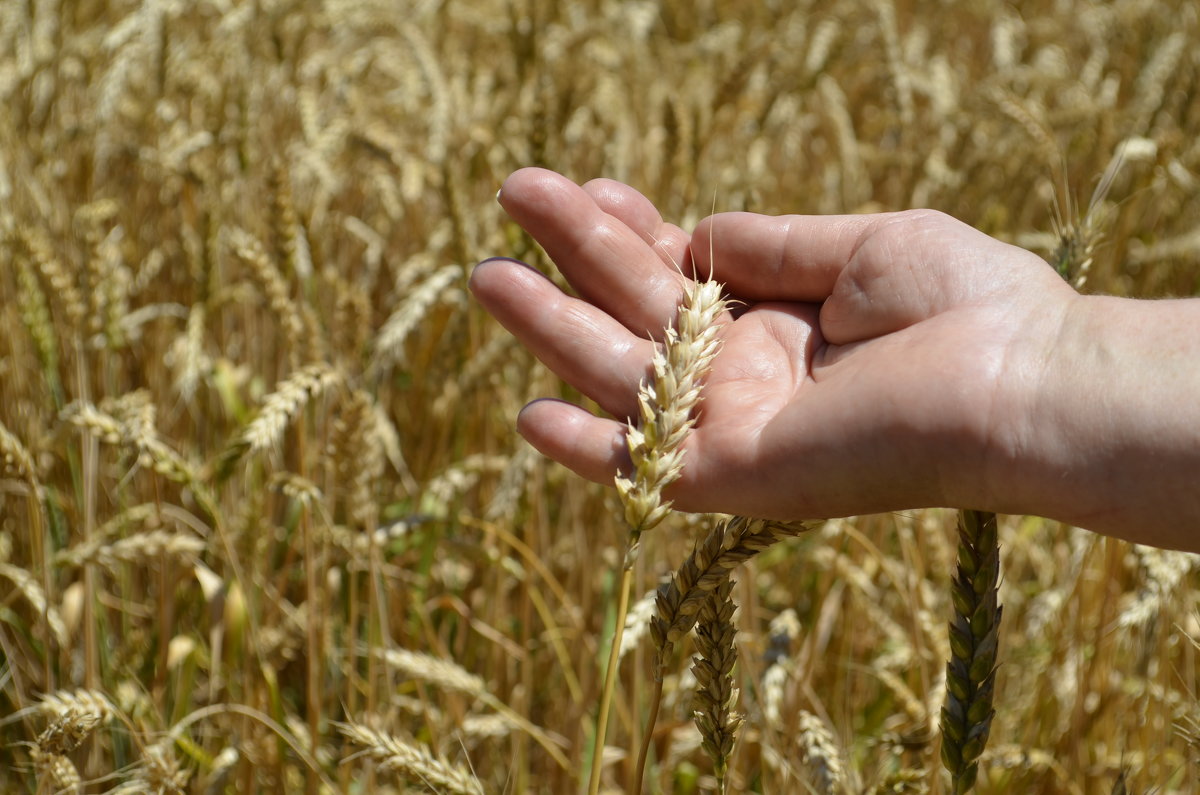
xmin=495 ymin=187 xmax=503 ymax=204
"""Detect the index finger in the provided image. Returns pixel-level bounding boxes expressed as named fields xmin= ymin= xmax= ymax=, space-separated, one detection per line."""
xmin=499 ymin=168 xmax=689 ymax=339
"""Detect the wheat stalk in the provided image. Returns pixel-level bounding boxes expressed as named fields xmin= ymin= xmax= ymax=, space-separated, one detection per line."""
xmin=631 ymin=516 xmax=819 ymax=789
xmin=32 ymin=750 xmax=82 ymax=794
xmin=214 ymin=363 xmax=340 ymax=479
xmin=940 ymin=509 xmax=1002 ymax=794
xmin=37 ymin=690 xmax=117 ymax=724
xmin=691 ymin=578 xmax=742 ymax=792
xmin=651 ymin=518 xmax=819 ymax=667
xmin=15 ymin=256 xmax=60 ymax=391
xmin=110 ymin=739 xmax=189 ymax=795
xmin=330 ymin=388 xmax=385 ymax=528
xmin=55 ymin=529 xmax=206 ymax=570
xmin=338 ymin=720 xmax=484 ymax=795
xmin=0 ymin=562 xmax=68 ymax=647
xmin=372 ymin=647 xmax=569 ymax=769
xmin=16 ymin=227 xmax=86 ymax=332
xmin=615 ymin=278 xmax=726 ymax=550
xmin=592 ymin=275 xmax=727 ymax=795
xmin=797 ymin=709 xmax=847 ymax=795
xmin=0 ymin=419 xmax=41 ymax=497
xmin=61 ymin=397 xmax=200 ymax=486
xmin=372 ymin=263 xmax=463 ymax=371
xmin=228 ymin=226 xmax=305 ymax=357
xmin=35 ymin=709 xmax=103 ymax=757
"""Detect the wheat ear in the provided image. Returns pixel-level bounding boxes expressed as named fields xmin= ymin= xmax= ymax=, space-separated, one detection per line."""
xmin=940 ymin=509 xmax=1002 ymax=794
xmin=590 ymin=276 xmax=726 ymax=795
xmin=633 ymin=516 xmax=820 ymax=789
xmin=692 ymin=578 xmax=742 ymax=793
xmin=651 ymin=518 xmax=819 ymax=668
xmin=615 ymin=278 xmax=725 ymax=551
xmin=797 ymin=709 xmax=846 ymax=795
xmin=338 ymin=720 xmax=483 ymax=795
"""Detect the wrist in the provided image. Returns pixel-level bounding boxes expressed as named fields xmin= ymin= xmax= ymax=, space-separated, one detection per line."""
xmin=991 ymin=294 xmax=1200 ymax=548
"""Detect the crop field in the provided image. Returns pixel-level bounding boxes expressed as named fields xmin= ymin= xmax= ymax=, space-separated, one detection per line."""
xmin=1 ymin=0 xmax=1199 ymax=792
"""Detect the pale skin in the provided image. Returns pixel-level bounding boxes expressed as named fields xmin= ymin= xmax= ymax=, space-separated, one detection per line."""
xmin=470 ymin=168 xmax=1200 ymax=552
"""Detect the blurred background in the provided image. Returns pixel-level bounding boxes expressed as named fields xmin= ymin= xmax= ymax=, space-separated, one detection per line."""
xmin=1 ymin=0 xmax=1198 ymax=792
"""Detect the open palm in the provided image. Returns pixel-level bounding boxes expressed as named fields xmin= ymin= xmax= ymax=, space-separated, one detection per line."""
xmin=471 ymin=168 xmax=1077 ymax=521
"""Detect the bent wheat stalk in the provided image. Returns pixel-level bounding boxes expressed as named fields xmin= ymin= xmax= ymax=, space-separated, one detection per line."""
xmin=633 ymin=516 xmax=820 ymax=789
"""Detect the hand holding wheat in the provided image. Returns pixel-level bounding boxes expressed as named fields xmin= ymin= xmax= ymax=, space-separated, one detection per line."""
xmin=472 ymin=168 xmax=1200 ymax=551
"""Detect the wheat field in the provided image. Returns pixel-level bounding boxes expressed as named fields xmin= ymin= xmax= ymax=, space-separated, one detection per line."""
xmin=1 ymin=0 xmax=1198 ymax=792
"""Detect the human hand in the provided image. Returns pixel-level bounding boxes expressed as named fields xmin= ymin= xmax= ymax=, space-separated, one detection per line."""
xmin=470 ymin=168 xmax=1081 ymax=522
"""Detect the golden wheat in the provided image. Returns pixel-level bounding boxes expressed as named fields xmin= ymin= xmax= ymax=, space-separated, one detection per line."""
xmin=1 ymin=1 xmax=1197 ymax=791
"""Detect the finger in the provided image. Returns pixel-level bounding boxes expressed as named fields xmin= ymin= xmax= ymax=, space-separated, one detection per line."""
xmin=691 ymin=211 xmax=906 ymax=301
xmin=582 ymin=178 xmax=692 ymax=273
xmin=499 ymin=168 xmax=687 ymax=338
xmin=517 ymin=399 xmax=629 ymax=484
xmin=469 ymin=258 xmax=654 ymax=418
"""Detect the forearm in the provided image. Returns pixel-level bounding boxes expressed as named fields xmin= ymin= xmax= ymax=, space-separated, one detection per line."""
xmin=1000 ymin=295 xmax=1200 ymax=550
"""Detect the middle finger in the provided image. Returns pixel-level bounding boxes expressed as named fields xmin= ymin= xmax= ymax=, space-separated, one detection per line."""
xmin=499 ymin=168 xmax=689 ymax=339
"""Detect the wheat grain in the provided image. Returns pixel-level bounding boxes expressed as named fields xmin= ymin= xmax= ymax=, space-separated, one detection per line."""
xmin=483 ymin=444 xmax=537 ymax=523
xmin=61 ymin=402 xmax=123 ymax=444
xmin=989 ymin=88 xmax=1059 ymax=178
xmin=422 ymin=453 xmax=507 ymax=516
xmin=32 ymin=750 xmax=82 ymax=794
xmin=166 ymin=303 xmax=210 ymax=402
xmin=331 ymin=271 xmax=373 ymax=361
xmin=761 ymin=608 xmax=801 ymax=728
xmin=0 ymin=562 xmax=68 ymax=647
xmin=372 ymin=263 xmax=463 ymax=371
xmin=618 ymin=588 xmax=660 ymax=661
xmin=61 ymin=396 xmax=199 ymax=484
xmin=1116 ymin=546 xmax=1196 ymax=630
xmin=56 ymin=529 xmax=206 ymax=570
xmin=110 ymin=739 xmax=189 ymax=795
xmin=228 ymin=226 xmax=305 ymax=356
xmin=1130 ymin=31 xmax=1187 ymax=132
xmin=375 ymin=647 xmax=487 ymax=698
xmin=242 ymin=363 xmax=340 ymax=456
xmin=691 ymin=578 xmax=741 ymax=792
xmin=15 ymin=256 xmax=59 ymax=381
xmin=616 ymin=278 xmax=726 ymax=547
xmin=797 ymin=709 xmax=846 ymax=795
xmin=373 ymin=646 xmax=570 ymax=770
xmin=461 ymin=713 xmax=513 ymax=741
xmin=270 ymin=472 xmax=324 ymax=509
xmin=651 ymin=517 xmax=819 ymax=668
xmin=940 ymin=510 xmax=1001 ymax=794
xmin=804 ymin=18 xmax=839 ymax=77
xmin=989 ymin=9 xmax=1023 ymax=72
xmin=329 ymin=389 xmax=383 ymax=528
xmin=0 ymin=419 xmax=41 ymax=497
xmin=37 ymin=689 xmax=117 ymax=726
xmin=869 ymin=768 xmax=928 ymax=794
xmin=338 ymin=720 xmax=483 ymax=795
xmin=16 ymin=227 xmax=85 ymax=331
xmin=817 ymin=74 xmax=870 ymax=210
xmin=86 ymin=216 xmax=132 ymax=348
xmin=35 ymin=708 xmax=104 ymax=756
xmin=873 ymin=0 xmax=913 ymax=126
xmin=269 ymin=162 xmax=310 ymax=280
